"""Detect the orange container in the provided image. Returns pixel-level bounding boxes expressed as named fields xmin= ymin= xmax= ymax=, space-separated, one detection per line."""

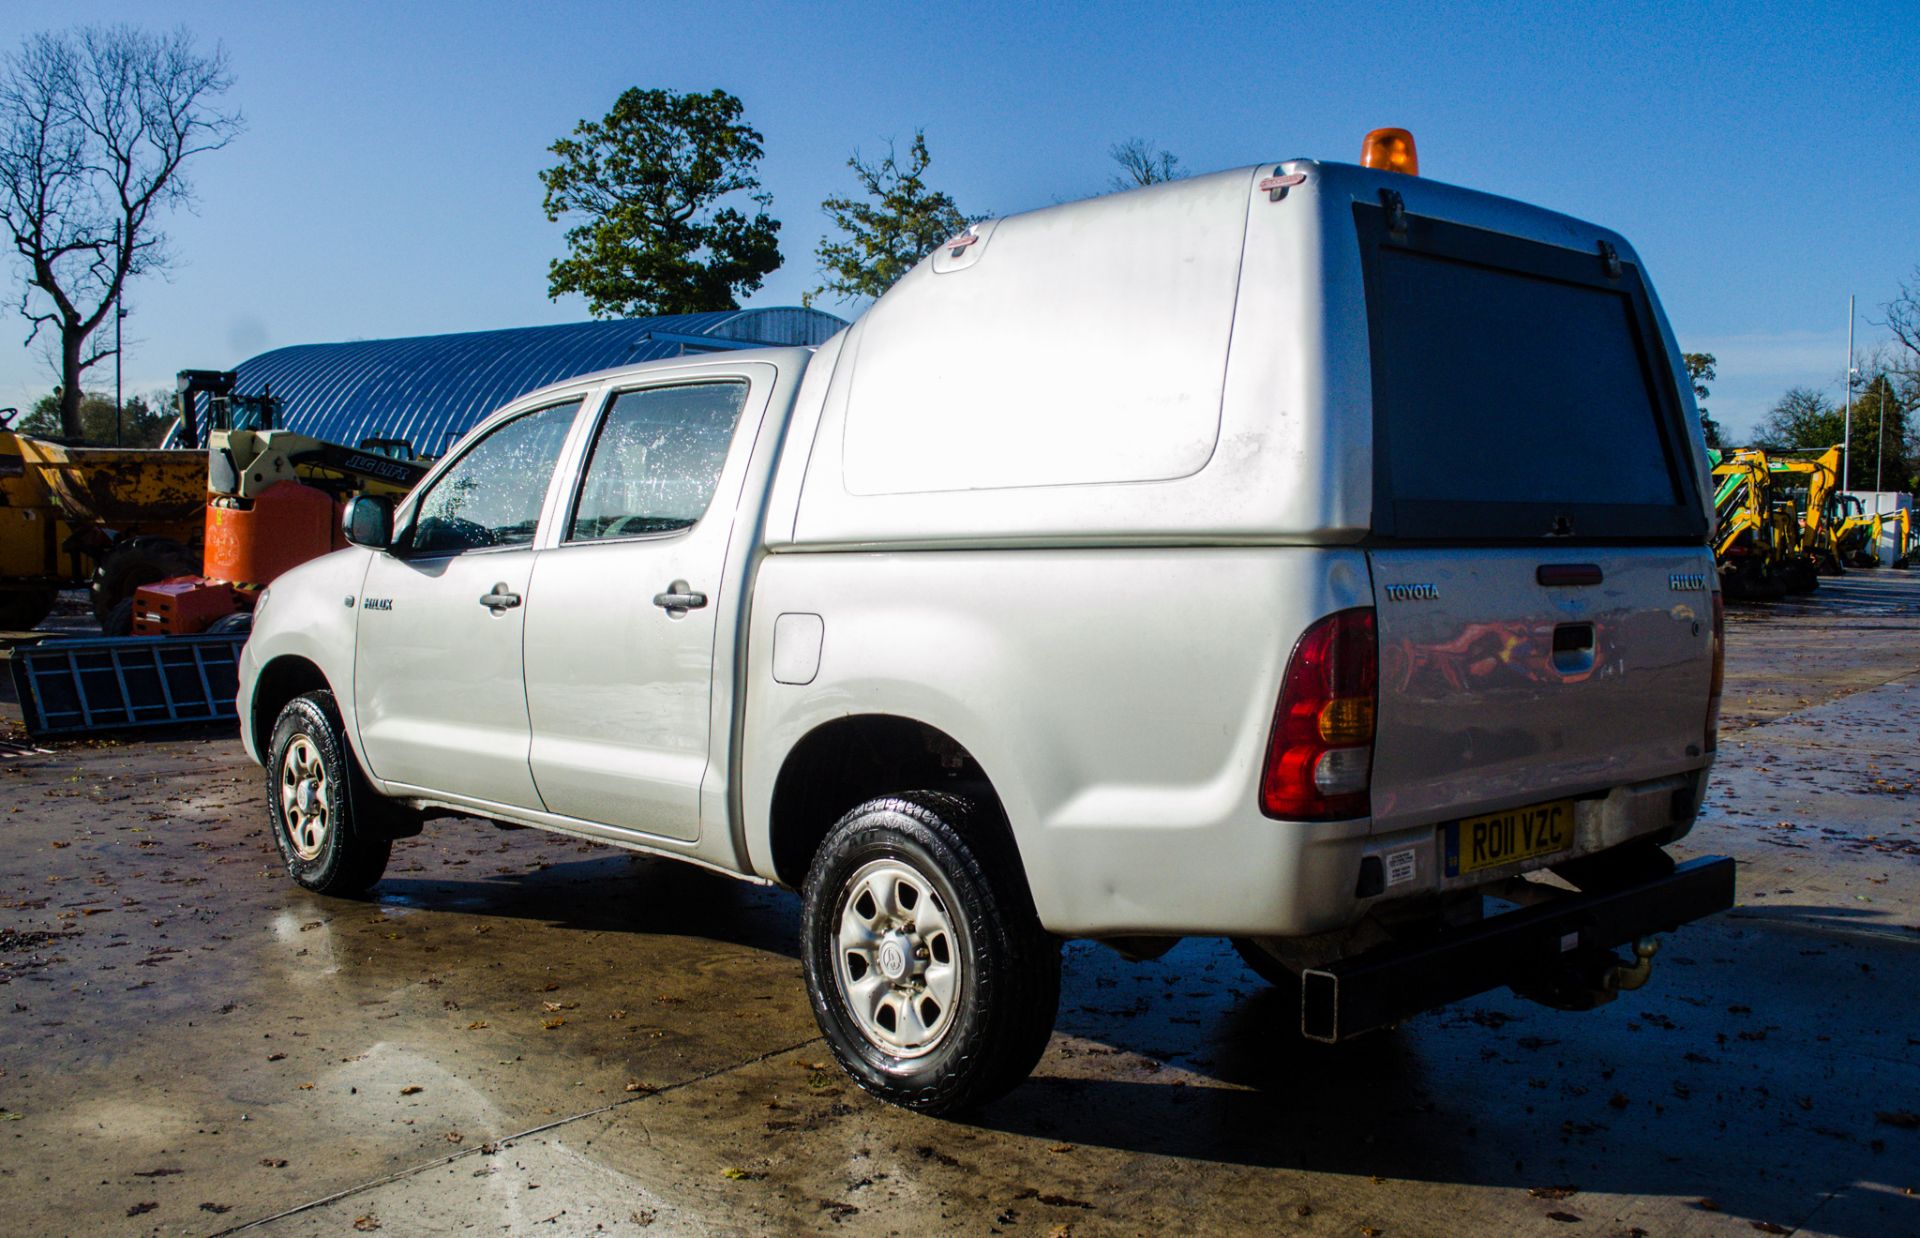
xmin=131 ymin=577 xmax=239 ymax=635
xmin=204 ymin=480 xmax=339 ymax=588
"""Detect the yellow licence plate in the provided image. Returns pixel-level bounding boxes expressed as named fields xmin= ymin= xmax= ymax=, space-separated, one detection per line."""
xmin=1444 ymin=800 xmax=1574 ymax=877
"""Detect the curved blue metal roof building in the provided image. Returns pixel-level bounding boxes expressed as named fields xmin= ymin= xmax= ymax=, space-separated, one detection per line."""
xmin=231 ymin=306 xmax=845 ymax=458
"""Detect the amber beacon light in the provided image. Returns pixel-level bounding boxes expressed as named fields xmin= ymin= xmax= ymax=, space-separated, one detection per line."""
xmin=1361 ymin=127 xmax=1419 ymax=176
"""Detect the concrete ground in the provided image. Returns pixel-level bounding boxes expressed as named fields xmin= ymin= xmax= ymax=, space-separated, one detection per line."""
xmin=2 ymin=574 xmax=1917 ymax=1237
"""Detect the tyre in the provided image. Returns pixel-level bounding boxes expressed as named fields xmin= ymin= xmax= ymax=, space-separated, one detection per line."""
xmin=1232 ymin=937 xmax=1304 ymax=994
xmin=266 ymin=690 xmax=392 ymax=896
xmin=205 ymin=610 xmax=253 ymax=635
xmin=102 ymin=597 xmax=134 ymax=637
xmin=0 ymin=587 xmax=56 ymax=632
xmin=801 ymin=792 xmax=1060 ymax=1115
xmin=91 ymin=536 xmax=199 ymax=627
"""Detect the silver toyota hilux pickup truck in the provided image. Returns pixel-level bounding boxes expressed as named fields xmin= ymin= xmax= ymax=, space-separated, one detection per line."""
xmin=237 ymin=150 xmax=1733 ymax=1114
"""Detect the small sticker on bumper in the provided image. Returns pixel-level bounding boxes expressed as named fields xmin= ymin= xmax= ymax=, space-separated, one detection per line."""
xmin=1385 ymin=848 xmax=1417 ymax=887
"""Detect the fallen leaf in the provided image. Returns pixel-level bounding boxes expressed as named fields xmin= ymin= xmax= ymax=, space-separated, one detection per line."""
xmin=127 ymin=1202 xmax=158 ymax=1217
xmin=1529 ymin=1186 xmax=1579 ymax=1201
xmin=624 ymin=1081 xmax=654 ymax=1094
xmin=199 ymin=1203 xmax=232 ymax=1215
xmin=1751 ymin=1223 xmax=1790 ymax=1235
xmin=466 ymin=1021 xmax=488 ymax=1030
xmin=1695 ymin=1199 xmax=1722 ymax=1211
xmin=399 ymin=1085 xmax=423 ymax=1096
xmin=1546 ymin=1213 xmax=1581 ymax=1224
xmin=445 ymin=1131 xmax=463 ymax=1144
xmin=722 ymin=1167 xmax=763 ymax=1181
xmin=260 ymin=1158 xmax=287 ymax=1168
xmin=1877 ymin=1111 xmax=1920 ymax=1129
xmin=353 ymin=1216 xmax=381 ymax=1232
xmin=541 ymin=1016 xmax=566 ymax=1030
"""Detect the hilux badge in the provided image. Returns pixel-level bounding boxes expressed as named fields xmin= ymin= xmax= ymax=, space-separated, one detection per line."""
xmin=1668 ymin=573 xmax=1706 ymax=592
xmin=1384 ymin=583 xmax=1439 ymax=602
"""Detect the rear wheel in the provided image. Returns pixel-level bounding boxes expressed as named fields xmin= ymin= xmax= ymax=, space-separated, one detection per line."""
xmin=1233 ymin=937 xmax=1305 ymax=995
xmin=801 ymin=792 xmax=1059 ymax=1114
xmin=91 ymin=536 xmax=199 ymax=628
xmin=0 ymin=587 xmax=56 ymax=632
xmin=267 ymin=690 xmax=392 ymax=896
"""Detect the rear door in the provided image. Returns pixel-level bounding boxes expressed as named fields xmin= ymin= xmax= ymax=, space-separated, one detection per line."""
xmin=521 ymin=372 xmax=767 ymax=841
xmin=1354 ymin=204 xmax=1715 ymax=834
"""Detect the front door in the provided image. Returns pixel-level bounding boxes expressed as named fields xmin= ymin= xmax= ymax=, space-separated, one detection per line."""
xmin=523 ymin=378 xmax=757 ymax=841
xmin=353 ymin=399 xmax=581 ymax=808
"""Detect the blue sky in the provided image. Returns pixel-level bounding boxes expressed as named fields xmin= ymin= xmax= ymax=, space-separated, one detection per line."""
xmin=4 ymin=0 xmax=1916 ymax=440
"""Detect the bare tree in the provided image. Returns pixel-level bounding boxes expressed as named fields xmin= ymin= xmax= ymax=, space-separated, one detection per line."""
xmin=1883 ymin=267 xmax=1920 ymax=407
xmin=1108 ymin=138 xmax=1183 ymax=191
xmin=0 ymin=25 xmax=240 ymax=438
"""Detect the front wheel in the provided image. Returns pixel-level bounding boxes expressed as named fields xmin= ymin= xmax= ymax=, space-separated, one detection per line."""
xmin=267 ymin=690 xmax=391 ymax=896
xmin=801 ymin=792 xmax=1059 ymax=1115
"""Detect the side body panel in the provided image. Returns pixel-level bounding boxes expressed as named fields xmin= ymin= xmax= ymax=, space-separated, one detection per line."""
xmin=236 ymin=547 xmax=375 ymax=766
xmin=741 ymin=546 xmax=1377 ymax=936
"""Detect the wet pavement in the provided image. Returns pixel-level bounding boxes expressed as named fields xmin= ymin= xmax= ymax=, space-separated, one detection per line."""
xmin=2 ymin=574 xmax=1917 ymax=1237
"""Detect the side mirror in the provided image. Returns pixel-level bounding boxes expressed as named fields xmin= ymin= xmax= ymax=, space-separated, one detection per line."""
xmin=342 ymin=494 xmax=393 ymax=550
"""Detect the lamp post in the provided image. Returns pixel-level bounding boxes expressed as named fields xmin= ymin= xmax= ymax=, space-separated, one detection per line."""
xmin=1842 ymin=294 xmax=1854 ymax=492
xmin=113 ymin=221 xmax=125 ymax=446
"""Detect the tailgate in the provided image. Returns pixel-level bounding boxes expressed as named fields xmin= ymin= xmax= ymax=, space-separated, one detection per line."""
xmin=1367 ymin=546 xmax=1714 ymax=833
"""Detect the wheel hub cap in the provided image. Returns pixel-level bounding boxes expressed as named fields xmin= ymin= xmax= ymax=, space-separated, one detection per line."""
xmin=278 ymin=735 xmax=331 ymax=862
xmin=833 ymin=858 xmax=961 ymax=1058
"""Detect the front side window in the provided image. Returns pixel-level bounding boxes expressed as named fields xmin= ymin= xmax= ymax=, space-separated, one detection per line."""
xmin=568 ymin=382 xmax=749 ymax=541
xmin=407 ymin=400 xmax=580 ymax=555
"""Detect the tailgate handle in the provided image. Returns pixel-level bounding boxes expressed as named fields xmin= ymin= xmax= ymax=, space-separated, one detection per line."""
xmin=1553 ymin=623 xmax=1595 ymax=654
xmin=1537 ymin=563 xmax=1603 ymax=587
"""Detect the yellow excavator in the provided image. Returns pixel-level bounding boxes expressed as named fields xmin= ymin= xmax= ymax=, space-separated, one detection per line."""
xmin=1710 ymin=447 xmax=1822 ymax=596
xmin=0 ymin=411 xmax=205 ymax=632
xmin=1763 ymin=446 xmax=1846 ymax=577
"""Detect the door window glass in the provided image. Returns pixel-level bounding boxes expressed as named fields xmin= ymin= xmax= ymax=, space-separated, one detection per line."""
xmin=408 ymin=400 xmax=580 ymax=555
xmin=569 ymin=381 xmax=749 ymax=541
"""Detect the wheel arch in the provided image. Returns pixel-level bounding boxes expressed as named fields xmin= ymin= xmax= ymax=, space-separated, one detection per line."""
xmin=765 ymin=714 xmax=1029 ymax=898
xmin=250 ymin=653 xmax=333 ymax=763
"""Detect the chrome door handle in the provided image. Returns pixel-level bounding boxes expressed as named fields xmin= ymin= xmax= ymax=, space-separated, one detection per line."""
xmin=652 ymin=580 xmax=707 ymax=616
xmin=480 ymin=584 xmax=522 ymax=612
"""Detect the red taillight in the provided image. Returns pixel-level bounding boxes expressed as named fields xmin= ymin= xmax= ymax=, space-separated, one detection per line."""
xmin=1705 ymin=590 xmax=1725 ymax=753
xmin=1261 ymin=608 xmax=1377 ymax=820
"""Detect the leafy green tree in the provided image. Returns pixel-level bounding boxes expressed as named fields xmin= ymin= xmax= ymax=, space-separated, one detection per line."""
xmin=14 ymin=388 xmax=170 ymax=445
xmin=0 ymin=25 xmax=241 ymax=438
xmin=1753 ymin=375 xmax=1915 ymax=492
xmin=540 ymin=88 xmax=781 ymax=317
xmin=1753 ymin=386 xmax=1840 ymax=452
xmin=1847 ymin=369 xmax=1917 ymax=494
xmin=1109 ymin=138 xmax=1183 ymax=190
xmin=1682 ymin=352 xmax=1722 ymax=448
xmin=808 ymin=130 xmax=979 ymax=306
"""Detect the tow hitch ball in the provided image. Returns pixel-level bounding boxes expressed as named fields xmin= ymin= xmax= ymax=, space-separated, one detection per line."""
xmin=1607 ymin=935 xmax=1660 ymax=993
xmin=1515 ymin=935 xmax=1661 ymax=1011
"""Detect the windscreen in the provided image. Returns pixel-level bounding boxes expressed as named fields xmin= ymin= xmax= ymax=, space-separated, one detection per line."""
xmin=1371 ymin=247 xmax=1682 ymax=518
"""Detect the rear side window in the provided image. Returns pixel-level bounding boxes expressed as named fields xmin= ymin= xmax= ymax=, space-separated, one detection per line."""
xmin=1358 ymin=207 xmax=1701 ymax=542
xmin=568 ymin=381 xmax=748 ymax=541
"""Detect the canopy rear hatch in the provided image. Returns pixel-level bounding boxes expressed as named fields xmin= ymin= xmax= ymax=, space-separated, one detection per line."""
xmin=1354 ymin=202 xmax=1714 ymax=838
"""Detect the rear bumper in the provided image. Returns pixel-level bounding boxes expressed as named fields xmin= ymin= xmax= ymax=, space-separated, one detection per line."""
xmin=1299 ymin=854 xmax=1735 ymax=1042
